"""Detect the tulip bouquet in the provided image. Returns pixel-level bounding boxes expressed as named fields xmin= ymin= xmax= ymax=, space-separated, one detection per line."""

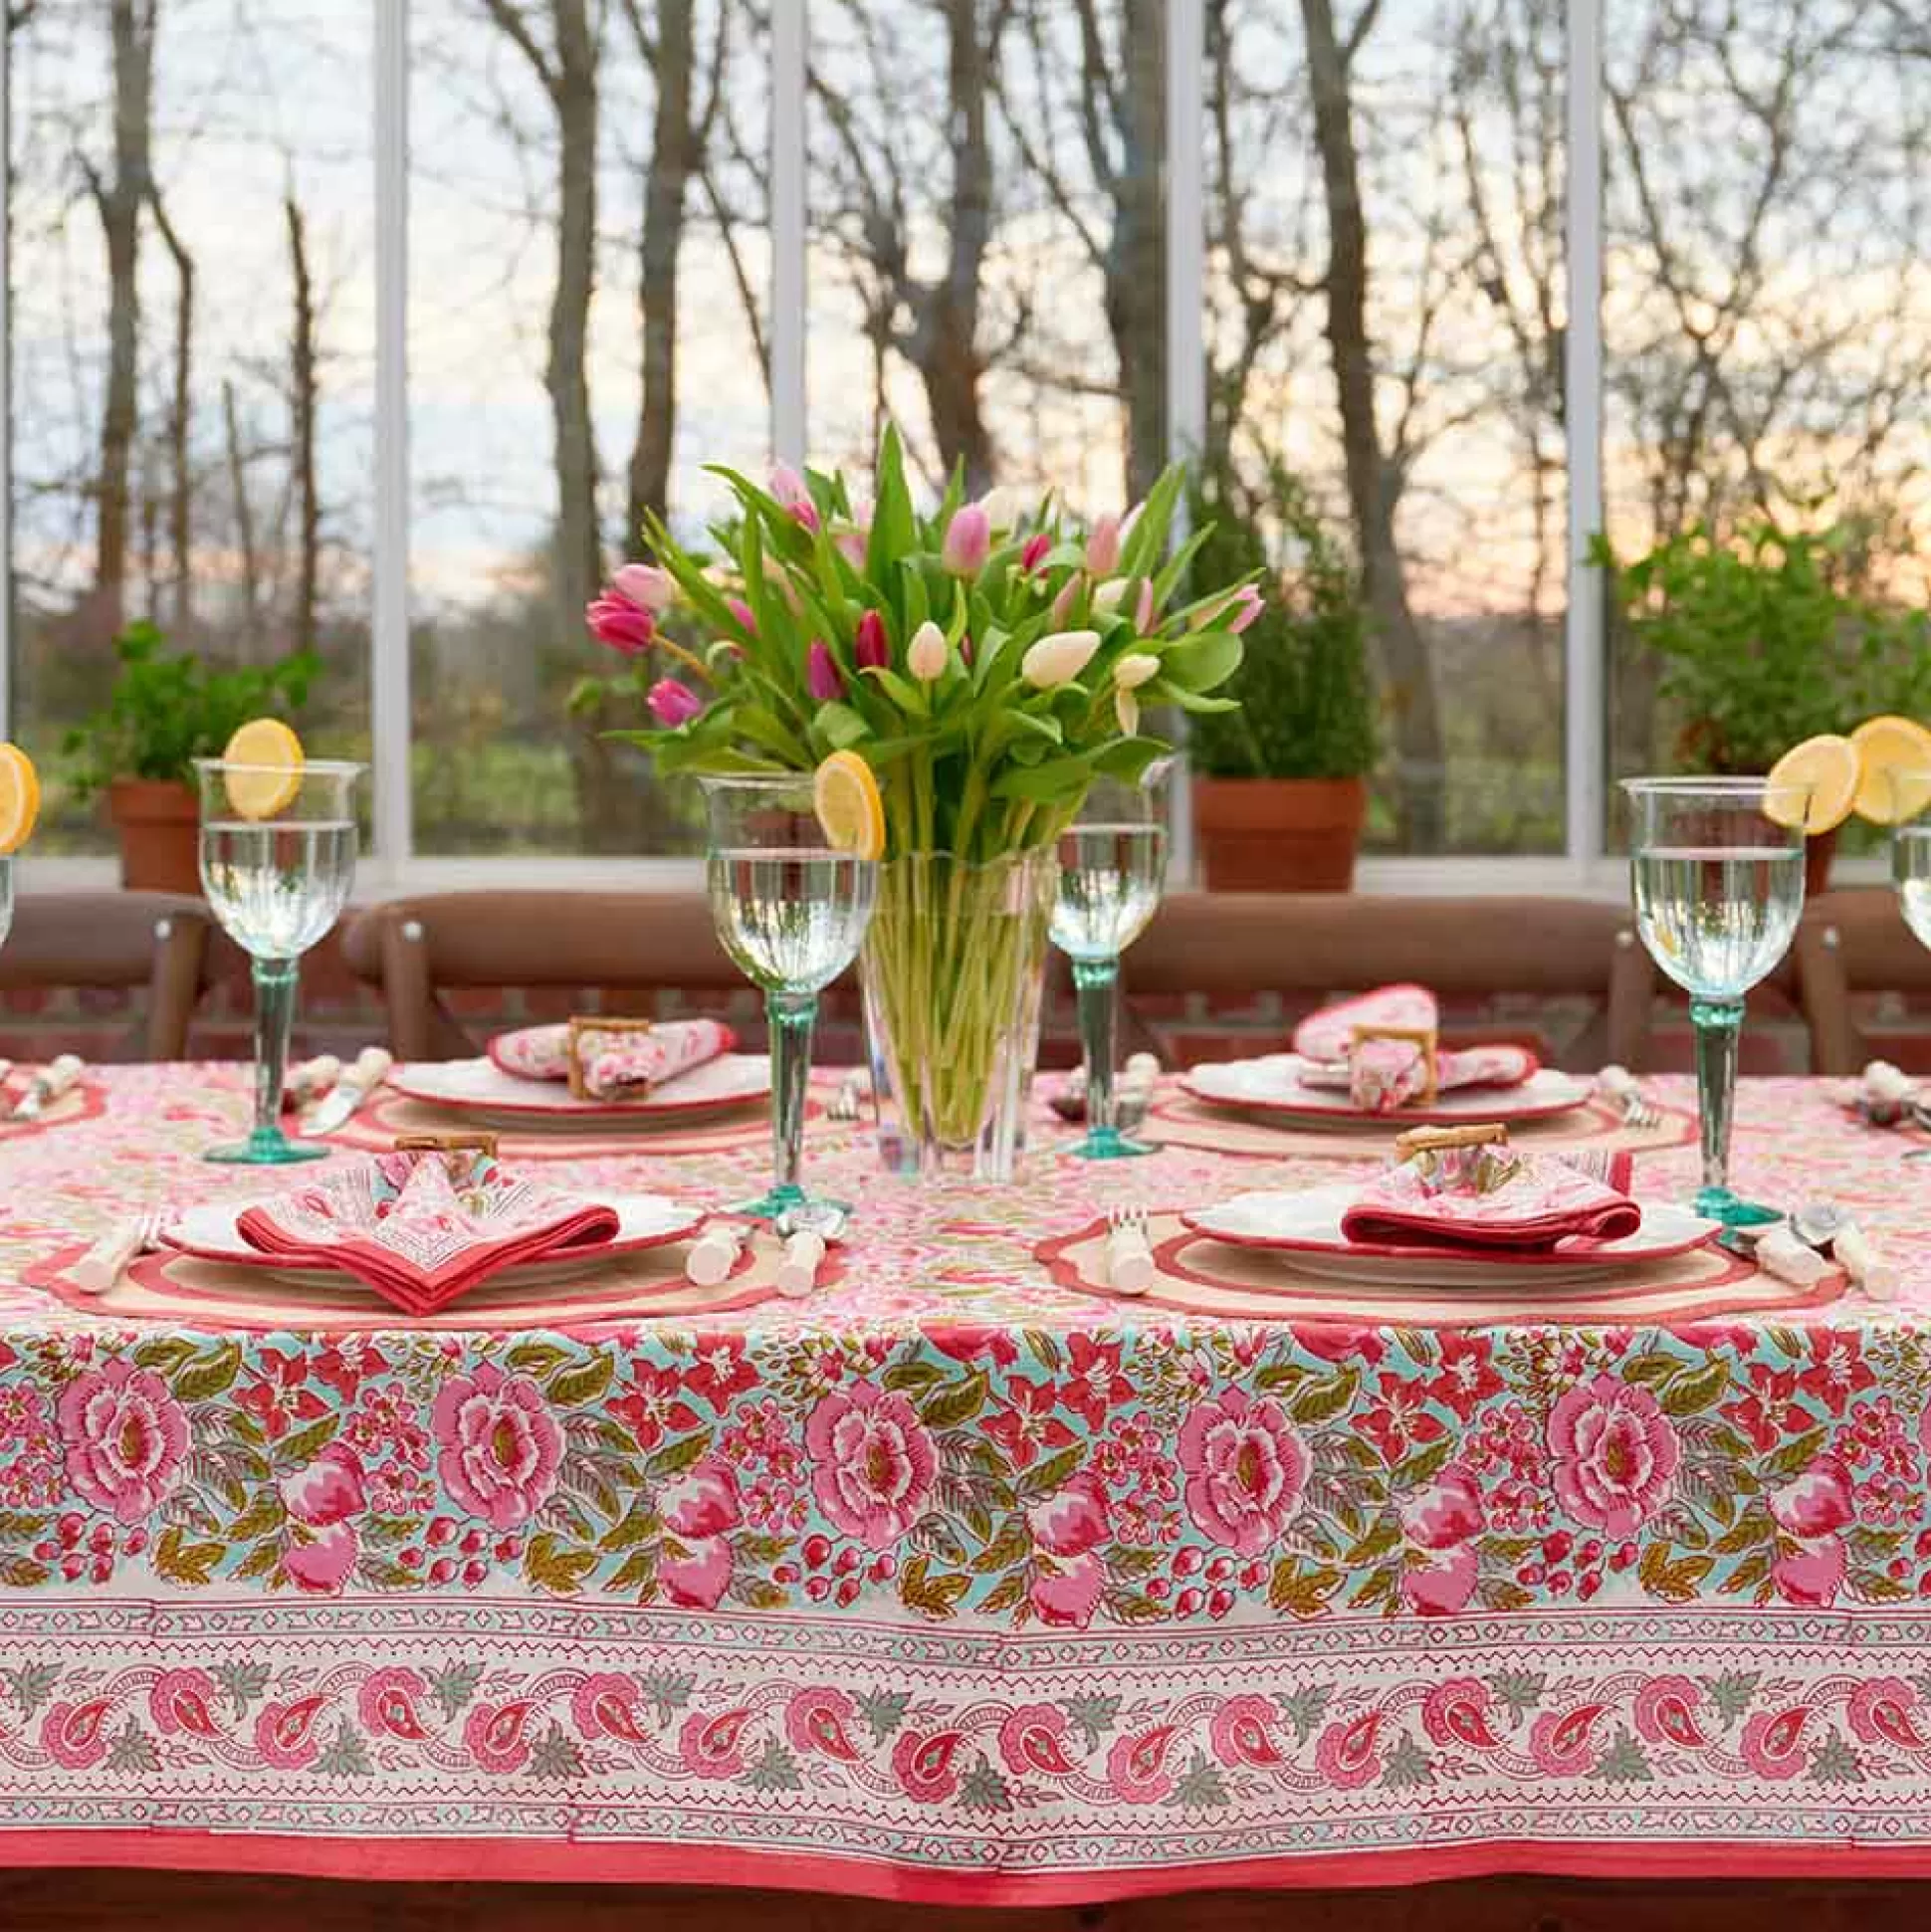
xmin=588 ymin=425 xmax=1255 ymax=1175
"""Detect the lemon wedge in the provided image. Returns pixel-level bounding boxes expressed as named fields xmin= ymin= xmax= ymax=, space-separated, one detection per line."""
xmin=221 ymin=718 xmax=305 ymax=821
xmin=813 ymin=750 xmax=885 ymax=861
xmin=1850 ymin=715 xmax=1931 ymax=825
xmin=1765 ymin=733 xmax=1859 ymax=833
xmin=0 ymin=744 xmax=41 ymax=855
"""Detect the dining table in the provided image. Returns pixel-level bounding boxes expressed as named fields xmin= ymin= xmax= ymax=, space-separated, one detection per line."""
xmin=2 ymin=1060 xmax=1931 ymax=1923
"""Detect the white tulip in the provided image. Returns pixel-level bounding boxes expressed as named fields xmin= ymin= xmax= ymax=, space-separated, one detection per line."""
xmin=1114 ymin=652 xmax=1161 ymax=690
xmin=1021 ymin=629 xmax=1101 ymax=689
xmin=907 ymin=619 xmax=949 ymax=682
xmin=1115 ymin=688 xmax=1140 ymax=737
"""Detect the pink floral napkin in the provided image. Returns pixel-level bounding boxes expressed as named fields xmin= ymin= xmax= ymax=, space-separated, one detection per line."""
xmin=236 ymin=1151 xmax=620 ymax=1317
xmin=1292 ymin=984 xmax=1537 ymax=1113
xmin=1339 ymin=1149 xmax=1642 ymax=1251
xmin=486 ymin=1018 xmax=736 ymax=1098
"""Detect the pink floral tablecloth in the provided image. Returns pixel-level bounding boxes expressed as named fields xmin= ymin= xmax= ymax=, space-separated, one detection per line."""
xmin=2 ymin=1066 xmax=1931 ymax=1898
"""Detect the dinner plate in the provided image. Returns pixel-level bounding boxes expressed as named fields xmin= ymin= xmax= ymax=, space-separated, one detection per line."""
xmin=161 ymin=1193 xmax=706 ymax=1288
xmin=1180 ymin=1053 xmax=1592 ymax=1128
xmin=386 ymin=1053 xmax=771 ymax=1127
xmin=1181 ymin=1184 xmax=1718 ymax=1285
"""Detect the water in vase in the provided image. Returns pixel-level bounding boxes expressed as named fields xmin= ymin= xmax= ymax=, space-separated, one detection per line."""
xmin=1632 ymin=844 xmax=1805 ymax=998
xmin=201 ymin=821 xmax=358 ymax=960
xmin=1051 ymin=825 xmax=1166 ymax=964
xmin=707 ymin=848 xmax=877 ymax=993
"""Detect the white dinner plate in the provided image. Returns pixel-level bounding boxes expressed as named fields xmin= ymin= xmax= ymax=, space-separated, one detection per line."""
xmin=386 ymin=1053 xmax=772 ymax=1127
xmin=161 ymin=1193 xmax=705 ymax=1288
xmin=1180 ymin=1054 xmax=1593 ymax=1129
xmin=1181 ymin=1184 xmax=1718 ymax=1286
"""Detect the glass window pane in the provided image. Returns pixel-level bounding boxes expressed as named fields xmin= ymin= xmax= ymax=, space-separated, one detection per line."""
xmin=10 ymin=0 xmax=373 ymax=850
xmin=1203 ymin=0 xmax=1568 ymax=854
xmin=1605 ymin=3 xmax=1931 ymax=797
xmin=806 ymin=0 xmax=1164 ymax=510
xmin=410 ymin=0 xmax=769 ymax=855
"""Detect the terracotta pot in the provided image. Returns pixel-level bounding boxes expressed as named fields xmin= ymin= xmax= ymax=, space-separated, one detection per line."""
xmin=1192 ymin=775 xmax=1369 ymax=892
xmin=1804 ymin=825 xmax=1836 ymax=900
xmin=107 ymin=778 xmax=201 ymax=895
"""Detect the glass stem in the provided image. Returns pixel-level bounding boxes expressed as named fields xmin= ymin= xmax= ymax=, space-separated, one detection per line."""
xmin=767 ymin=990 xmax=817 ymax=1204
xmin=252 ymin=958 xmax=299 ymax=1152
xmin=1690 ymin=995 xmax=1744 ymax=1202
xmin=1074 ymin=957 xmax=1121 ymax=1152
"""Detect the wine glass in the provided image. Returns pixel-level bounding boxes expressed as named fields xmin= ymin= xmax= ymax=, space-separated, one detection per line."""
xmin=196 ymin=757 xmax=363 ymax=1164
xmin=1890 ymin=765 xmax=1931 ymax=1160
xmin=1623 ymin=774 xmax=1809 ymax=1225
xmin=1050 ymin=762 xmax=1171 ymax=1160
xmin=702 ymin=772 xmax=878 ymax=1219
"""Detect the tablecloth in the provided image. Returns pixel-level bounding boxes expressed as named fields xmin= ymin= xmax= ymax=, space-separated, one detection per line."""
xmin=0 ymin=1066 xmax=1929 ymax=1899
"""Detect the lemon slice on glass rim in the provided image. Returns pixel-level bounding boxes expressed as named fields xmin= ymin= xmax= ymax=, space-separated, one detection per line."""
xmin=1849 ymin=715 xmax=1931 ymax=825
xmin=221 ymin=718 xmax=306 ymax=821
xmin=0 ymin=743 xmax=42 ymax=855
xmin=813 ymin=751 xmax=886 ymax=861
xmin=1764 ymin=733 xmax=1859 ymax=833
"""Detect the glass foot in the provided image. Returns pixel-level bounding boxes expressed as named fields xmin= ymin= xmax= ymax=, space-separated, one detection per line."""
xmin=1064 ymin=1129 xmax=1160 ymax=1162
xmin=736 ymin=1185 xmax=850 ymax=1223
xmin=1694 ymin=1185 xmax=1782 ymax=1227
xmin=205 ymin=1128 xmax=331 ymax=1167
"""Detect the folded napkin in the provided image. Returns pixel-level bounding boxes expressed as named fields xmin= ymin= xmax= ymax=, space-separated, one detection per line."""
xmin=1339 ymin=1148 xmax=1641 ymax=1251
xmin=1297 ymin=1041 xmax=1540 ymax=1108
xmin=1293 ymin=983 xmax=1437 ymax=1064
xmin=486 ymin=1018 xmax=735 ymax=1098
xmin=236 ymin=1151 xmax=620 ymax=1317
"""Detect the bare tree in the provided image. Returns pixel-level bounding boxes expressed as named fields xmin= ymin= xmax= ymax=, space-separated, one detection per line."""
xmin=477 ymin=0 xmax=602 ymax=640
xmin=77 ymin=0 xmax=157 ymax=640
xmin=145 ymin=181 xmax=193 ymax=632
xmin=1300 ymin=0 xmax=1446 ymax=849
xmin=222 ymin=377 xmax=260 ymax=656
xmin=286 ymin=188 xmax=320 ymax=655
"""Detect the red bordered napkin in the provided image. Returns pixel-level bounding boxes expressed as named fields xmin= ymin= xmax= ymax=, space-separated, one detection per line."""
xmin=1339 ymin=1149 xmax=1641 ymax=1251
xmin=236 ymin=1152 xmax=620 ymax=1316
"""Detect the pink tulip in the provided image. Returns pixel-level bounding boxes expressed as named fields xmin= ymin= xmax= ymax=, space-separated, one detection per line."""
xmin=1050 ymin=576 xmax=1083 ymax=627
xmin=807 ymin=639 xmax=846 ymax=703
xmin=1019 ymin=532 xmax=1052 ymax=576
xmin=726 ymin=596 xmax=758 ymax=636
xmin=770 ymin=462 xmax=818 ymax=530
xmin=612 ymin=563 xmax=676 ymax=613
xmin=907 ymin=620 xmax=948 ymax=682
xmin=1136 ymin=577 xmax=1157 ymax=633
xmin=834 ymin=527 xmax=869 ymax=569
xmin=647 ymin=678 xmax=702 ymax=728
xmin=1229 ymin=584 xmax=1264 ymax=633
xmin=942 ymin=504 xmax=991 ymax=576
xmin=854 ymin=609 xmax=891 ymax=671
xmin=1085 ymin=514 xmax=1122 ymax=576
xmin=586 ymin=594 xmax=654 ymax=656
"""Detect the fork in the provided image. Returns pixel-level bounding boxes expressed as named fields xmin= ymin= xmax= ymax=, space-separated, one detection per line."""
xmin=1104 ymin=1204 xmax=1156 ymax=1296
xmin=70 ymin=1205 xmax=166 ymax=1297
xmin=1598 ymin=1064 xmax=1659 ymax=1130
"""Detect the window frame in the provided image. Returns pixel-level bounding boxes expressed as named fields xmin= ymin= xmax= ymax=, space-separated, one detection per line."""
xmin=2 ymin=0 xmax=1646 ymax=893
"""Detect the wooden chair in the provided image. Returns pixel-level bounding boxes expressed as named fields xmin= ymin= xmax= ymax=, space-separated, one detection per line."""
xmin=1123 ymin=893 xmax=1661 ymax=1071
xmin=340 ymin=892 xmax=761 ymax=1061
xmin=0 ymin=891 xmax=224 ymax=1060
xmin=1795 ymin=887 xmax=1931 ymax=1076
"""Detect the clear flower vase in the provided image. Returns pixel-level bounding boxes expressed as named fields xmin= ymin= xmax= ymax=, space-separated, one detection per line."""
xmin=858 ymin=850 xmax=1056 ymax=1181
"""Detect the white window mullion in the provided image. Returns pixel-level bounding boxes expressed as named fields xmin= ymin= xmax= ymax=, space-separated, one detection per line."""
xmin=770 ymin=0 xmax=807 ymax=464
xmin=372 ymin=0 xmax=411 ymax=872
xmin=1564 ymin=0 xmax=1607 ymax=867
xmin=0 ymin=14 xmax=13 ymax=741
xmin=1165 ymin=0 xmax=1205 ymax=884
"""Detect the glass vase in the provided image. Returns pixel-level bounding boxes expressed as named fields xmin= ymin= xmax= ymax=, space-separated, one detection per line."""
xmin=859 ymin=849 xmax=1056 ymax=1181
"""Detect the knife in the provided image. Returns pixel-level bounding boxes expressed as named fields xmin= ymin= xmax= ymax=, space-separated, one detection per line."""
xmin=302 ymin=1047 xmax=393 ymax=1135
xmin=12 ymin=1055 xmax=85 ymax=1122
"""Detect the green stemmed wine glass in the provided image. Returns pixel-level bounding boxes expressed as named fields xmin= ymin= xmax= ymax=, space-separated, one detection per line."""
xmin=1623 ymin=774 xmax=1809 ymax=1225
xmin=702 ymin=772 xmax=878 ymax=1219
xmin=1889 ymin=764 xmax=1931 ymax=1160
xmin=1051 ymin=761 xmax=1171 ymax=1161
xmin=196 ymin=756 xmax=363 ymax=1165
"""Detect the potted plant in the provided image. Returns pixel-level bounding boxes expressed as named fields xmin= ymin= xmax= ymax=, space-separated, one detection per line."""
xmin=65 ymin=623 xmax=317 ymax=893
xmin=1597 ymin=516 xmax=1931 ymax=892
xmin=1186 ymin=462 xmax=1378 ymax=890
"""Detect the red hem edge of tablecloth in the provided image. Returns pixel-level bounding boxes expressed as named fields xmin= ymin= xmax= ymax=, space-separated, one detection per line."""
xmin=6 ymin=1833 xmax=1931 ymax=1899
